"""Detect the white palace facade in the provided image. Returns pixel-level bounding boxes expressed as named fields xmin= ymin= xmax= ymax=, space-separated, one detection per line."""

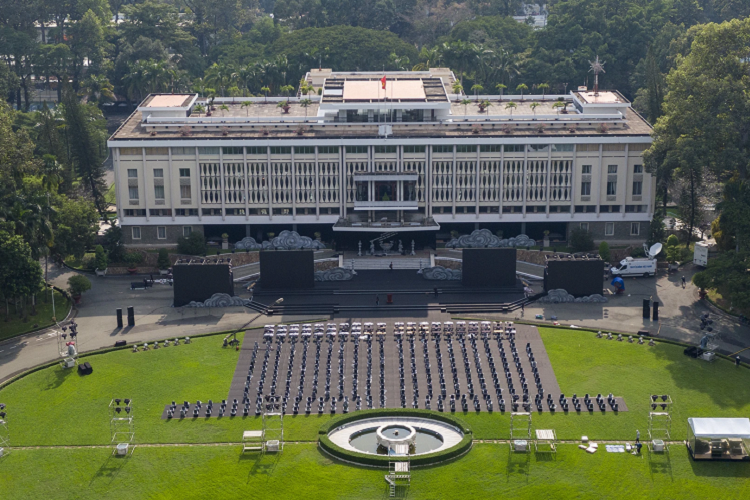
xmin=108 ymin=68 xmax=655 ymax=248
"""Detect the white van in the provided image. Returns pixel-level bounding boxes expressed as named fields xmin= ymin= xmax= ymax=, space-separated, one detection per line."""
xmin=610 ymin=243 xmax=662 ymax=278
xmin=693 ymin=241 xmax=713 ymax=267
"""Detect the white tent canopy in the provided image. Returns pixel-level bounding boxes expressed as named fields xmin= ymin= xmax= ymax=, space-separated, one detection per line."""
xmin=688 ymin=418 xmax=750 ymax=439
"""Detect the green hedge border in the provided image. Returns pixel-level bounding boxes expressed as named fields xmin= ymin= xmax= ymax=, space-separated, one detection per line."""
xmin=317 ymin=409 xmax=473 ymax=467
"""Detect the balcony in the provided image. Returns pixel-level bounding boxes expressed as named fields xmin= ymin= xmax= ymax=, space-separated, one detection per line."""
xmin=353 ymin=200 xmax=419 ymax=210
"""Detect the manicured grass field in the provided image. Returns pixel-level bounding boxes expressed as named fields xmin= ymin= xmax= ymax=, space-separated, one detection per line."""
xmin=1 ymin=443 xmax=749 ymax=500
xmin=1 ymin=327 xmax=750 ymax=498
xmin=0 ymin=290 xmax=70 ymax=341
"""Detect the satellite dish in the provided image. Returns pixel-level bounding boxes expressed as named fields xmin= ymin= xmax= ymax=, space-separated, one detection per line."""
xmin=647 ymin=243 xmax=662 ymax=258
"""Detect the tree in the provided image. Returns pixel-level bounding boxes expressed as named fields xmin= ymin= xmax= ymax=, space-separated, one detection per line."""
xmin=516 ymin=83 xmax=528 ymax=100
xmin=717 ymin=176 xmax=750 ymax=251
xmin=552 ymin=101 xmax=565 ymax=114
xmin=61 ymin=88 xmax=107 ymax=218
xmin=644 ymin=45 xmax=664 ymax=124
xmin=505 ymin=101 xmax=517 ymax=116
xmin=67 ymin=274 xmax=92 ymax=297
xmin=495 ymin=83 xmax=507 ymax=96
xmin=570 ymin=228 xmax=594 ymax=252
xmin=102 ymin=225 xmax=126 ymax=263
xmin=665 ymin=234 xmax=681 ymax=264
xmin=460 ymin=98 xmax=472 ymax=115
xmin=157 ymin=248 xmax=170 ymax=270
xmin=260 ymin=86 xmax=270 ymax=102
xmin=219 ymin=104 xmax=229 ymax=116
xmin=537 ymin=83 xmax=550 ymax=100
xmin=0 ymin=229 xmax=43 ymax=321
xmin=193 ymin=103 xmax=206 ymax=117
xmin=51 ymin=196 xmax=99 ymax=259
xmin=300 ymin=98 xmax=312 ymax=117
xmin=529 ymin=102 xmax=540 ymax=116
xmin=598 ymin=241 xmax=611 ymax=262
xmin=94 ymin=244 xmax=107 ymax=270
xmin=241 ymin=101 xmax=252 ymax=117
xmin=470 ymin=84 xmax=484 ymax=97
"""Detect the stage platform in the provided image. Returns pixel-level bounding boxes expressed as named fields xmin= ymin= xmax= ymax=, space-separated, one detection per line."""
xmin=248 ymin=270 xmax=528 ymax=315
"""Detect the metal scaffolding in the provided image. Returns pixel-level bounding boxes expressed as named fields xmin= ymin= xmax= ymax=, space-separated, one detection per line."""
xmin=109 ymin=398 xmax=135 ymax=456
xmin=648 ymin=394 xmax=673 ymax=453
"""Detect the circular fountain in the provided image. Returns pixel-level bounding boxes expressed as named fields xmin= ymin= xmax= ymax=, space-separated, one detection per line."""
xmin=375 ymin=424 xmax=417 ymax=450
xmin=327 ymin=416 xmax=465 ymax=458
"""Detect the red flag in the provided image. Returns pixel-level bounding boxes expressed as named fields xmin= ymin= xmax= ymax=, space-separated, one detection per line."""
xmin=381 ymin=75 xmax=386 ymax=90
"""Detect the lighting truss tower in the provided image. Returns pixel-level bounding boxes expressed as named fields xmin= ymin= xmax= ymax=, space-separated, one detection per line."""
xmin=262 ymin=408 xmax=283 ymax=452
xmin=109 ymin=398 xmax=135 ymax=456
xmin=510 ymin=412 xmax=532 ymax=452
xmin=0 ymin=404 xmax=9 ymax=458
xmin=647 ymin=394 xmax=672 ymax=453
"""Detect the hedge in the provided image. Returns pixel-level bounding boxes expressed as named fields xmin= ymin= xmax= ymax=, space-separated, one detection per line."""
xmin=317 ymin=409 xmax=473 ymax=467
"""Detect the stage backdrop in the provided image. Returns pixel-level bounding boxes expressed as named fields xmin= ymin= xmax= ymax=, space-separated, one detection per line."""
xmin=173 ymin=263 xmax=233 ymax=307
xmin=544 ymin=259 xmax=603 ymax=297
xmin=259 ymin=250 xmax=315 ymax=289
xmin=462 ymin=248 xmax=517 ymax=287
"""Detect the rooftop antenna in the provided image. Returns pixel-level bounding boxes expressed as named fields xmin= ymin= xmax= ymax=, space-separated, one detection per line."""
xmin=588 ymin=56 xmax=606 ymax=96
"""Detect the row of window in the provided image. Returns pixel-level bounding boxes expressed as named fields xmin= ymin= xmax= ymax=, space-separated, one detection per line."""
xmin=130 ymin=226 xmax=192 ymax=240
xmin=579 ymin=222 xmax=641 ymax=237
xmin=580 ymin=179 xmax=642 ymax=196
xmin=122 ymin=144 xmax=643 ymax=157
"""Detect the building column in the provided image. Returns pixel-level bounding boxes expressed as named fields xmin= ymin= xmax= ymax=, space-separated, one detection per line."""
xmin=570 ymin=145 xmax=577 ymax=218
xmin=451 ymin=146 xmax=456 ymax=218
xmin=623 ymin=143 xmax=629 ymax=219
xmin=522 ymin=146 xmax=528 ymax=218
xmin=113 ymin=148 xmax=122 ymax=221
xmin=141 ymin=148 xmax=149 ymax=222
xmin=596 ymin=144 xmax=603 ymax=217
xmin=291 ymin=148 xmax=296 ymax=220
xmin=475 ymin=146 xmax=480 ymax=219
xmin=168 ymin=148 xmax=175 ymax=221
xmin=314 ymin=147 xmax=320 ymax=220
xmin=498 ymin=148 xmax=504 ymax=219
xmin=246 ymin=224 xmax=251 ymax=237
xmin=219 ymin=148 xmax=226 ymax=220
xmin=195 ymin=147 xmax=202 ymax=222
xmin=521 ymin=222 xmax=526 ymax=233
xmin=243 ymin=147 xmax=249 ymax=221
xmin=267 ymin=146 xmax=273 ymax=221
xmin=545 ymin=147 xmax=552 ymax=218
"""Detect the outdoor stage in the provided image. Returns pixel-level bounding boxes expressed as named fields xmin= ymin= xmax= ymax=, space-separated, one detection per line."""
xmin=248 ymin=270 xmax=529 ymax=316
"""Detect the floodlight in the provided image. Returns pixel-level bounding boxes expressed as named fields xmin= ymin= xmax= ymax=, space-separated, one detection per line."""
xmin=0 ymin=403 xmax=5 ymax=409
xmin=124 ymin=399 xmax=131 ymax=405
xmin=115 ymin=407 xmax=122 ymax=413
xmin=115 ymin=398 xmax=121 ymax=405
xmin=125 ymin=407 xmax=131 ymax=414
xmin=661 ymin=395 xmax=668 ymax=401
xmin=0 ymin=412 xmax=5 ymax=418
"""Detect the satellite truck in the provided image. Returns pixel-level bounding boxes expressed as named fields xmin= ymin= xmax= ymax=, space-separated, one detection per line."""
xmin=693 ymin=241 xmax=714 ymax=267
xmin=610 ymin=243 xmax=662 ymax=278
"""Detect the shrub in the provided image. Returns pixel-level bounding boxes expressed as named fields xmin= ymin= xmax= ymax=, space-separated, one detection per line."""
xmin=123 ymin=251 xmax=144 ymax=267
xmin=570 ymin=228 xmax=594 ymax=252
xmin=67 ymin=274 xmax=92 ymax=296
xmin=692 ymin=271 xmax=711 ymax=291
xmin=177 ymin=231 xmax=206 ymax=255
xmin=598 ymin=241 xmax=611 ymax=262
xmin=81 ymin=254 xmax=96 ymax=270
xmin=94 ymin=245 xmax=107 ymax=270
xmin=665 ymin=234 xmax=681 ymax=263
xmin=630 ymin=247 xmax=646 ymax=258
xmin=157 ymin=248 xmax=170 ymax=270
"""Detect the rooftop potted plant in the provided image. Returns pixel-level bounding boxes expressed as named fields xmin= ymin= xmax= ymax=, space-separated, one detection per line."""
xmin=68 ymin=274 xmax=92 ymax=305
xmin=277 ymin=101 xmax=291 ymax=114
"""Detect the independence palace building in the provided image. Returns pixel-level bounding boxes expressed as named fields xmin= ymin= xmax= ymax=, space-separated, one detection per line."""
xmin=107 ymin=68 xmax=654 ymax=248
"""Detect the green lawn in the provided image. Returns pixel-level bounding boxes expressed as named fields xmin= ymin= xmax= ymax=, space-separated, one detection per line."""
xmin=2 ymin=327 xmax=750 ymax=498
xmin=0 ymin=290 xmax=70 ymax=341
xmin=64 ymin=253 xmax=95 ymax=270
xmin=1 ymin=443 xmax=749 ymax=499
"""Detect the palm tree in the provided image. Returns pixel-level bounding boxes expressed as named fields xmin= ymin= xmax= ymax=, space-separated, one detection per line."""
xmin=219 ymin=104 xmax=229 ymax=116
xmin=280 ymin=85 xmax=295 ymax=97
xmin=412 ymin=46 xmax=442 ymax=71
xmin=529 ymin=102 xmax=540 ymax=116
xmin=552 ymin=101 xmax=565 ymax=115
xmin=452 ymin=81 xmax=464 ymax=102
xmin=516 ymin=83 xmax=528 ymax=100
xmin=261 ymin=86 xmax=270 ymax=102
xmin=478 ymin=99 xmax=492 ymax=113
xmin=538 ymin=83 xmax=550 ymax=100
xmin=193 ymin=103 xmax=206 ymax=117
xmin=241 ymin=101 xmax=253 ymax=116
xmin=495 ymin=83 xmax=507 ymax=98
xmin=496 ymin=49 xmax=520 ymax=87
xmin=471 ymin=84 xmax=484 ymax=97
xmin=460 ymin=98 xmax=471 ymax=115
xmin=80 ymin=74 xmax=114 ymax=104
xmin=300 ymin=98 xmax=312 ymax=118
xmin=41 ymin=154 xmax=64 ymax=191
xmin=205 ymin=63 xmax=238 ymax=97
xmin=388 ymin=53 xmax=411 ymax=71
xmin=505 ymin=101 xmax=517 ymax=117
